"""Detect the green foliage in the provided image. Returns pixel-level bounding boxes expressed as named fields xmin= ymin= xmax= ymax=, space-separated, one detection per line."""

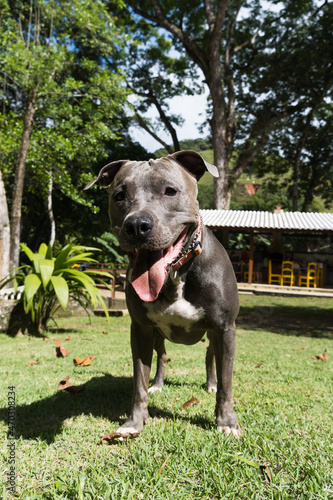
xmin=0 ymin=0 xmax=151 ymax=257
xmin=93 ymin=232 xmax=129 ymax=265
xmin=0 ymin=0 xmax=128 ymax=209
xmin=232 ymin=0 xmax=333 ymax=208
xmin=120 ymin=9 xmax=203 ymax=150
xmin=155 ymin=138 xmax=213 ymax=159
xmin=0 ymin=243 xmax=111 ymax=333
xmin=198 ymin=183 xmax=214 ymax=209
xmin=122 ymin=0 xmax=333 ymax=208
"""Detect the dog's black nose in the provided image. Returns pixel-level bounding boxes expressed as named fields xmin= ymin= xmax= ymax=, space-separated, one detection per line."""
xmin=124 ymin=215 xmax=154 ymax=240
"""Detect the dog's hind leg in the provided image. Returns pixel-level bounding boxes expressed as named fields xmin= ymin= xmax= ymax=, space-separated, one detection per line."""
xmin=206 ymin=332 xmax=217 ymax=393
xmin=148 ymin=329 xmax=168 ymax=393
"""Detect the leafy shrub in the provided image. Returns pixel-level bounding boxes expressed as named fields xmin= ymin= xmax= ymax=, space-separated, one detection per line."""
xmin=93 ymin=232 xmax=128 ymax=265
xmin=0 ymin=243 xmax=112 ymax=334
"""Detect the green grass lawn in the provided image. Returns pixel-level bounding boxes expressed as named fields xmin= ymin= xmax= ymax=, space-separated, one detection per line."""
xmin=0 ymin=295 xmax=332 ymax=499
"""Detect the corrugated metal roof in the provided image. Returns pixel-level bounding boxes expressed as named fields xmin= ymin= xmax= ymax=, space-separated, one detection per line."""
xmin=200 ymin=210 xmax=333 ymax=233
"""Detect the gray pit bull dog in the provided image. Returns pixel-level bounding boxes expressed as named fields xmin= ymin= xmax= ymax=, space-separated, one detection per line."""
xmin=85 ymin=150 xmax=241 ymax=438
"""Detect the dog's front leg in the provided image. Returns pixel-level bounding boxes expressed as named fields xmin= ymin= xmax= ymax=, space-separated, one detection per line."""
xmin=117 ymin=321 xmax=154 ymax=435
xmin=211 ymin=323 xmax=241 ymax=438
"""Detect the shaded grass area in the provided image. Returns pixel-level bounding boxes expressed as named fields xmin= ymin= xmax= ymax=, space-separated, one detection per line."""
xmin=0 ymin=295 xmax=332 ymax=499
xmin=238 ymin=294 xmax=333 ymax=339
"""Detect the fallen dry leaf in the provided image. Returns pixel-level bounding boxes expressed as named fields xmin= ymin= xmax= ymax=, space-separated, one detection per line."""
xmin=260 ymin=465 xmax=272 ymax=484
xmin=293 ymin=346 xmax=309 ymax=350
xmin=58 ymin=376 xmax=71 ymax=390
xmin=57 ymin=376 xmax=86 ymax=393
xmin=255 ymin=363 xmax=262 ymax=368
xmin=99 ymin=432 xmax=139 ymax=444
xmin=27 ymin=359 xmax=39 ymax=366
xmin=312 ymin=349 xmax=327 ymax=361
xmin=73 ymin=355 xmax=95 ymax=367
xmin=103 ymin=330 xmax=109 ymax=335
xmin=65 ymin=336 xmax=72 ymax=341
xmin=182 ymin=397 xmax=199 ymax=409
xmin=54 ymin=339 xmax=71 ymax=358
xmin=55 ymin=346 xmax=71 ymax=357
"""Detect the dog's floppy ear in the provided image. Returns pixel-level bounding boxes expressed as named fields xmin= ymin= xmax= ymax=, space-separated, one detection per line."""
xmin=169 ymin=150 xmax=219 ymax=181
xmin=84 ymin=160 xmax=128 ymax=190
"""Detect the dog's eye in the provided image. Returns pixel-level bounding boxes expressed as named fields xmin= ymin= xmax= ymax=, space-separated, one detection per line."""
xmin=114 ymin=191 xmax=125 ymax=202
xmin=165 ymin=187 xmax=177 ymax=197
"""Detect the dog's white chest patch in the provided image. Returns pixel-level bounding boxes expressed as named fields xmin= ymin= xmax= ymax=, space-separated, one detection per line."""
xmin=145 ymin=280 xmax=204 ymax=339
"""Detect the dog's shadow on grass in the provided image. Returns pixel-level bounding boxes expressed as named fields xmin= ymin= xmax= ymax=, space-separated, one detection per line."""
xmin=0 ymin=374 xmax=211 ymax=443
xmin=0 ymin=374 xmax=131 ymax=444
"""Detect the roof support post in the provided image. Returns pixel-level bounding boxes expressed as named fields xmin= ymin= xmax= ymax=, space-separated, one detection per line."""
xmin=248 ymin=230 xmax=255 ymax=284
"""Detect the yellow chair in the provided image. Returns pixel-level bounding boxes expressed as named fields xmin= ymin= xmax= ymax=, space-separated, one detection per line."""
xmin=281 ymin=261 xmax=295 ymax=286
xmin=299 ymin=262 xmax=317 ymax=288
xmin=316 ymin=263 xmax=323 ymax=287
xmin=268 ymin=260 xmax=282 ymax=285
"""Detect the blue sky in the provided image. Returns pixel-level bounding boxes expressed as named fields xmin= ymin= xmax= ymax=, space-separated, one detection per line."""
xmin=129 ymin=91 xmax=209 ymax=153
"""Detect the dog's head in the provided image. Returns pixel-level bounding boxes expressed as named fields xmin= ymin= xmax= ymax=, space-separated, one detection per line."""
xmin=85 ymin=150 xmax=218 ymax=301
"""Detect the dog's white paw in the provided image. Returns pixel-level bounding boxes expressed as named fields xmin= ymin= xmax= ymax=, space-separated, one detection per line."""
xmin=114 ymin=426 xmax=140 ymax=442
xmin=218 ymin=426 xmax=242 ymax=438
xmin=207 ymin=385 xmax=217 ymax=393
xmin=148 ymin=385 xmax=162 ymax=394
xmin=116 ymin=426 xmax=138 ymax=434
xmin=99 ymin=426 xmax=140 ymax=444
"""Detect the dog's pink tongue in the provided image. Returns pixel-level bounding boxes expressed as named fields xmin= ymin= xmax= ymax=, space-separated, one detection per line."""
xmin=131 ymin=250 xmax=165 ymax=302
xmin=131 ymin=230 xmax=187 ymax=302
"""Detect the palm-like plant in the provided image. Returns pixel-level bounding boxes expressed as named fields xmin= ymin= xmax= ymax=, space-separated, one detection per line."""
xmin=0 ymin=243 xmax=112 ymax=333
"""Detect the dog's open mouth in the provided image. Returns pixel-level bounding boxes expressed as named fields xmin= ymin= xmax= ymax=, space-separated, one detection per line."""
xmin=130 ymin=229 xmax=187 ymax=302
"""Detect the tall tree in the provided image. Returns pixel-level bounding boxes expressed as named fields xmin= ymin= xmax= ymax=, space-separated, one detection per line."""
xmin=299 ymin=109 xmax=333 ymax=212
xmin=0 ymin=0 xmax=127 ymax=275
xmin=123 ymin=18 xmax=202 ymax=152
xmin=124 ymin=0 xmax=332 ymax=209
xmin=0 ymin=169 xmax=10 ymax=280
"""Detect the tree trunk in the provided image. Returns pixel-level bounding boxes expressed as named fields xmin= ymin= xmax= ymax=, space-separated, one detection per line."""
xmin=214 ymin=169 xmax=232 ymax=209
xmin=301 ymin=166 xmax=317 ymax=212
xmin=48 ymin=171 xmax=56 ymax=247
xmin=211 ymin=89 xmax=232 ymax=210
xmin=292 ymin=156 xmax=300 ymax=212
xmin=9 ymin=98 xmax=36 ymax=272
xmin=292 ymin=83 xmax=331 ymax=211
xmin=207 ymin=1 xmax=231 ymax=210
xmin=0 ymin=169 xmax=10 ymax=281
xmin=209 ymin=70 xmax=231 ymax=209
